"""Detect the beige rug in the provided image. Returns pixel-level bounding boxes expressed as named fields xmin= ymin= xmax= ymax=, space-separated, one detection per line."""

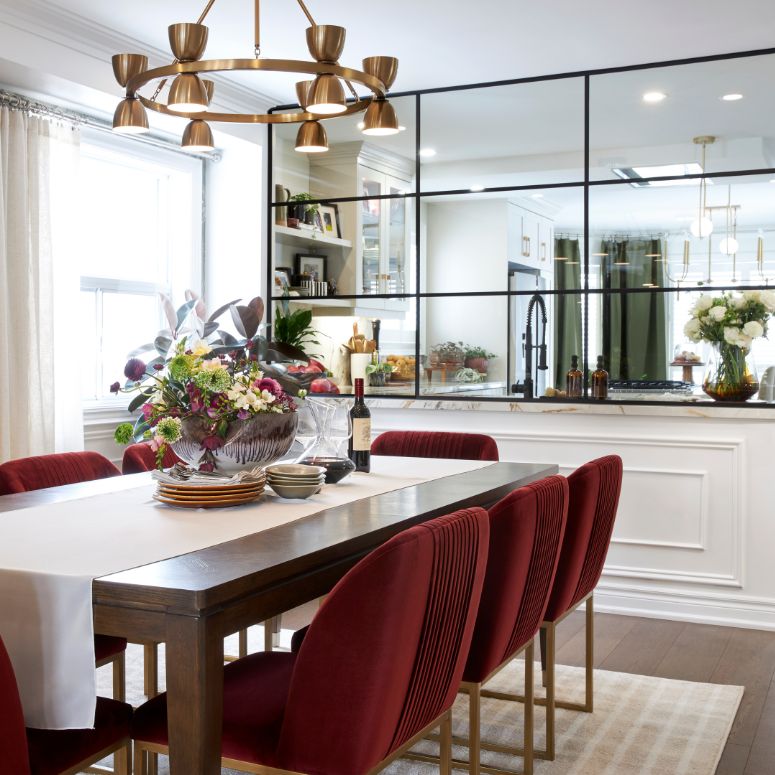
xmin=97 ymin=631 xmax=743 ymax=775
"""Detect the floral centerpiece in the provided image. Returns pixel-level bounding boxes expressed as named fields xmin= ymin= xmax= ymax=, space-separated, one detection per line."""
xmin=684 ymin=290 xmax=775 ymax=401
xmin=112 ymin=292 xmax=309 ymax=471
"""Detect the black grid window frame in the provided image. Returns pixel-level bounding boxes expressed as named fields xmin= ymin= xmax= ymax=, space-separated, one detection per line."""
xmin=265 ymin=46 xmax=775 ymax=409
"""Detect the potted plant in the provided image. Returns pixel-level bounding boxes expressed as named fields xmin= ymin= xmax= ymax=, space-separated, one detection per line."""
xmin=431 ymin=341 xmax=465 ymax=369
xmin=365 ymin=361 xmax=395 ymax=387
xmin=287 ymin=192 xmax=319 ymax=225
xmin=273 ymin=302 xmax=320 ymax=357
xmin=463 ymin=344 xmax=496 ymax=373
xmin=110 ymin=292 xmax=312 ymax=471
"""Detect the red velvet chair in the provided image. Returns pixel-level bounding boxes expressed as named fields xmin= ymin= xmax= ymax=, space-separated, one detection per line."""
xmin=0 ymin=634 xmax=132 ymax=775
xmin=121 ymin=442 xmax=181 ymax=475
xmin=408 ymin=475 xmax=568 ymax=775
xmin=132 ymin=507 xmax=490 ymax=775
xmin=371 ymin=430 xmax=499 ymax=461
xmin=0 ymin=451 xmax=121 ymax=495
xmin=530 ymin=455 xmax=623 ymax=760
xmin=0 ymin=452 xmax=127 ymax=704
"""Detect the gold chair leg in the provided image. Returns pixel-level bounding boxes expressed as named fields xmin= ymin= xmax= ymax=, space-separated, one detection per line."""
xmin=524 ymin=640 xmax=534 ymax=775
xmin=114 ymin=742 xmax=131 ymax=775
xmin=469 ymin=682 xmax=481 ymax=775
xmin=113 ymin=652 xmax=125 ymax=702
xmin=440 ymin=711 xmax=452 ymax=775
xmin=585 ymin=595 xmax=594 ymax=713
xmin=239 ymin=627 xmax=248 ymax=658
xmin=143 ymin=642 xmax=158 ymax=699
xmin=545 ymin=622 xmax=556 ymax=761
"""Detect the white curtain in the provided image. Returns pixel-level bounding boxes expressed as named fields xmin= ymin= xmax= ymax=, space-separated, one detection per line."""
xmin=0 ymin=107 xmax=82 ymax=462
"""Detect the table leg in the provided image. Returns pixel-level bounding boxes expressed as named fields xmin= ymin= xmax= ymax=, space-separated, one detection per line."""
xmin=164 ymin=614 xmax=224 ymax=774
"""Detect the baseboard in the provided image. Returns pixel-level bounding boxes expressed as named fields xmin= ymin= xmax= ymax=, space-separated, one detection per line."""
xmin=596 ymin=583 xmax=775 ymax=631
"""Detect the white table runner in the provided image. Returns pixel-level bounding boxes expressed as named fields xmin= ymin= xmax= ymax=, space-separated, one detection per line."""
xmin=0 ymin=457 xmax=492 ymax=729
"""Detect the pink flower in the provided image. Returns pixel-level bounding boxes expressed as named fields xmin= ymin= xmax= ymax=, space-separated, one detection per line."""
xmin=237 ymin=409 xmax=249 ymax=420
xmin=257 ymin=378 xmax=283 ymax=397
xmin=141 ymin=403 xmax=154 ymax=421
xmin=149 ymin=434 xmax=163 ymax=452
xmin=124 ymin=358 xmax=147 ymax=381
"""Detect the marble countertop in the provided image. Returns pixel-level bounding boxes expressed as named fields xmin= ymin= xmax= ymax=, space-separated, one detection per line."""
xmin=362 ymin=395 xmax=775 ymax=420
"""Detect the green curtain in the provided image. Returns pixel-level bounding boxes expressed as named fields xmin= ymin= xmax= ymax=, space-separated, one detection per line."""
xmin=553 ymin=238 xmax=583 ymax=388
xmin=600 ymin=238 xmax=667 ymax=380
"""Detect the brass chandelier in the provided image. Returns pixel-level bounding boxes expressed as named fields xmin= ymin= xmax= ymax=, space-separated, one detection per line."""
xmin=111 ymin=0 xmax=400 ymax=153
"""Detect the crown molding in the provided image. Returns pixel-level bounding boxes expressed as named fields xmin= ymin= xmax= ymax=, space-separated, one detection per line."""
xmin=0 ymin=0 xmax=279 ymax=116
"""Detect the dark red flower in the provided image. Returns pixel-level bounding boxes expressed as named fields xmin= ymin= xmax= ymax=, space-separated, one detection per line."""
xmin=109 ymin=381 xmax=120 ymax=394
xmin=201 ymin=435 xmax=223 ymax=450
xmin=153 ymin=363 xmax=164 ymax=371
xmin=123 ymin=358 xmax=147 ymax=381
xmin=198 ymin=461 xmax=215 ymax=472
xmin=141 ymin=403 xmax=154 ymax=421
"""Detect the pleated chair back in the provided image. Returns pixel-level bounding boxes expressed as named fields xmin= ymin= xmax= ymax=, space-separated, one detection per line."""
xmin=371 ymin=430 xmax=499 ymax=461
xmin=464 ymin=475 xmax=568 ymax=684
xmin=121 ymin=441 xmax=181 ymax=474
xmin=0 ymin=451 xmax=121 ymax=495
xmin=543 ymin=455 xmax=623 ymax=622
xmin=0 ymin=636 xmax=32 ymax=774
xmin=277 ymin=507 xmax=490 ymax=775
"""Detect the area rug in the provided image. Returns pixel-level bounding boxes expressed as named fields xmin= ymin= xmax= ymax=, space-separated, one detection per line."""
xmin=97 ymin=634 xmax=743 ymax=775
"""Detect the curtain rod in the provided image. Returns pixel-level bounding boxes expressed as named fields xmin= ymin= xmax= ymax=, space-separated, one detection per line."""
xmin=0 ymin=89 xmax=220 ymax=160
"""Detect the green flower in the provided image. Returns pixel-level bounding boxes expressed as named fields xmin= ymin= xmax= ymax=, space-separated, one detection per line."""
xmin=193 ymin=368 xmax=232 ymax=393
xmin=168 ymin=354 xmax=195 ymax=382
xmin=114 ymin=422 xmax=135 ymax=445
xmin=156 ymin=416 xmax=182 ymax=444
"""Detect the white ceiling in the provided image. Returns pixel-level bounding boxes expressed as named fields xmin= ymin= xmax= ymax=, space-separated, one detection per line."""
xmin=28 ymin=0 xmax=775 ymax=102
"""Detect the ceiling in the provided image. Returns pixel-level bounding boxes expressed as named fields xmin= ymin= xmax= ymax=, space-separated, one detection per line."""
xmin=27 ymin=0 xmax=775 ymax=102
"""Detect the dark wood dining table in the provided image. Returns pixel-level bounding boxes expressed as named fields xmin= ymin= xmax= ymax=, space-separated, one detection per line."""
xmin=0 ymin=460 xmax=556 ymax=773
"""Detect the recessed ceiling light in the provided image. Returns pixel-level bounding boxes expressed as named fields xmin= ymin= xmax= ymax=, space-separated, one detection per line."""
xmin=419 ymin=147 xmax=436 ymax=158
xmin=642 ymin=91 xmax=667 ymax=103
xmin=469 ymin=184 xmax=485 ymax=192
xmin=721 ymin=93 xmax=743 ymax=101
xmin=530 ymin=193 xmax=544 ymax=199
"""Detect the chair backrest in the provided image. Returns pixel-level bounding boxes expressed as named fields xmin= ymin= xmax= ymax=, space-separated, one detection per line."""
xmin=0 ymin=452 xmax=121 ymax=495
xmin=543 ymin=455 xmax=623 ymax=622
xmin=277 ymin=508 xmax=490 ymax=775
xmin=121 ymin=442 xmax=181 ymax=474
xmin=371 ymin=430 xmax=499 ymax=461
xmin=0 ymin=636 xmax=31 ymax=774
xmin=464 ymin=475 xmax=568 ymax=684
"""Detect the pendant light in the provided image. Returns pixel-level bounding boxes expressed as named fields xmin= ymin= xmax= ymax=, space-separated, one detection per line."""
xmin=112 ymin=97 xmax=150 ymax=134
xmin=295 ymin=120 xmax=328 ymax=152
xmin=181 ymin=119 xmax=214 ymax=152
xmin=689 ymin=136 xmax=715 ymax=238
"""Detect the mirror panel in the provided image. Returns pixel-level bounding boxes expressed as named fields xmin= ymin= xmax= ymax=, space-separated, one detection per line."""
xmin=420 ymin=78 xmax=585 ymax=192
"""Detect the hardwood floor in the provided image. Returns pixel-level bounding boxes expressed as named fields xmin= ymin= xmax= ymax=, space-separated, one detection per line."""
xmin=550 ymin=610 xmax=775 ymax=775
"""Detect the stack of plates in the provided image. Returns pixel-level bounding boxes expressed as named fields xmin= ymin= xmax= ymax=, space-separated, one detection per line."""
xmin=266 ymin=464 xmax=326 ymax=499
xmin=153 ymin=472 xmax=266 ymax=509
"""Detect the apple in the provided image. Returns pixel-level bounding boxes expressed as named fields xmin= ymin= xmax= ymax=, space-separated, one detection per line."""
xmin=308 ymin=359 xmax=326 ymax=372
xmin=310 ymin=377 xmax=339 ymax=394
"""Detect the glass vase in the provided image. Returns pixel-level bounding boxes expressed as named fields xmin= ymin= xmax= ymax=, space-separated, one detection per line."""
xmin=702 ymin=343 xmax=759 ymax=402
xmin=295 ymin=397 xmax=355 ymax=483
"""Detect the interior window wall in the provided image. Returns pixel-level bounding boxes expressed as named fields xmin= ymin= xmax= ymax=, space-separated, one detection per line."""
xmin=269 ymin=50 xmax=775 ymax=404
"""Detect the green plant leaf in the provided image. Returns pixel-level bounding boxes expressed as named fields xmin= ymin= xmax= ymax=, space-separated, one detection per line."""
xmin=128 ymin=389 xmax=153 ymax=413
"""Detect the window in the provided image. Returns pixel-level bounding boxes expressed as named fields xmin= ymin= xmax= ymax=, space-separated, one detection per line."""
xmin=77 ymin=132 xmax=203 ymax=401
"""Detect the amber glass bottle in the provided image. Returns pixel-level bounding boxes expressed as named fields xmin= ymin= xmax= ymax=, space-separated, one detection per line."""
xmin=566 ymin=355 xmax=583 ymax=398
xmin=591 ymin=355 xmax=609 ymax=400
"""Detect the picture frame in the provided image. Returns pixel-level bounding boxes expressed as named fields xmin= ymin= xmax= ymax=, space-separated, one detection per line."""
xmin=294 ymin=253 xmax=326 ymax=282
xmin=273 ymin=267 xmax=292 ymax=293
xmin=318 ymin=203 xmax=341 ymax=239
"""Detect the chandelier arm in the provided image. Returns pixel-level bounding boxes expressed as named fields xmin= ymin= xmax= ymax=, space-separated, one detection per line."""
xmin=127 ymin=59 xmax=385 ymax=99
xmin=254 ymin=0 xmax=261 ymax=56
xmin=295 ymin=0 xmax=317 ymax=27
xmin=197 ymin=0 xmax=218 ymax=24
xmin=343 ymin=79 xmax=360 ymax=101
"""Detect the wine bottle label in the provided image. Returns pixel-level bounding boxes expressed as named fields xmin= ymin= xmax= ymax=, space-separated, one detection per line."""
xmin=352 ymin=418 xmax=372 ymax=451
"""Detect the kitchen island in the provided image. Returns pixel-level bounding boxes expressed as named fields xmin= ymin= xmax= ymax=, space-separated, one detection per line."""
xmin=366 ymin=396 xmax=775 ymax=632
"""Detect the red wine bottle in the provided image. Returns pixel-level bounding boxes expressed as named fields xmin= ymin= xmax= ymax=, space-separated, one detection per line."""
xmin=348 ymin=378 xmax=371 ymax=472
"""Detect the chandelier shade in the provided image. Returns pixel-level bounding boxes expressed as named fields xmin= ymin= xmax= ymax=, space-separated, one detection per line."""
xmin=295 ymin=120 xmax=328 ymax=153
xmin=362 ymin=99 xmax=399 ymax=136
xmin=110 ymin=0 xmax=398 ymax=153
xmin=112 ymin=97 xmax=150 ymax=134
xmin=182 ymin=119 xmax=215 ymax=152
xmin=168 ymin=73 xmax=210 ymax=113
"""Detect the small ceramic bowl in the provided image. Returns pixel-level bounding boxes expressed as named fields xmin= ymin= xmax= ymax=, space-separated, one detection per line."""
xmin=266 ymin=463 xmax=326 ymax=477
xmin=270 ymin=482 xmax=323 ymax=500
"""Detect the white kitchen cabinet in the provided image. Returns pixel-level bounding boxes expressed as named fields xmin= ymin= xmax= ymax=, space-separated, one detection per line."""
xmin=507 ymin=202 xmax=554 ymax=274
